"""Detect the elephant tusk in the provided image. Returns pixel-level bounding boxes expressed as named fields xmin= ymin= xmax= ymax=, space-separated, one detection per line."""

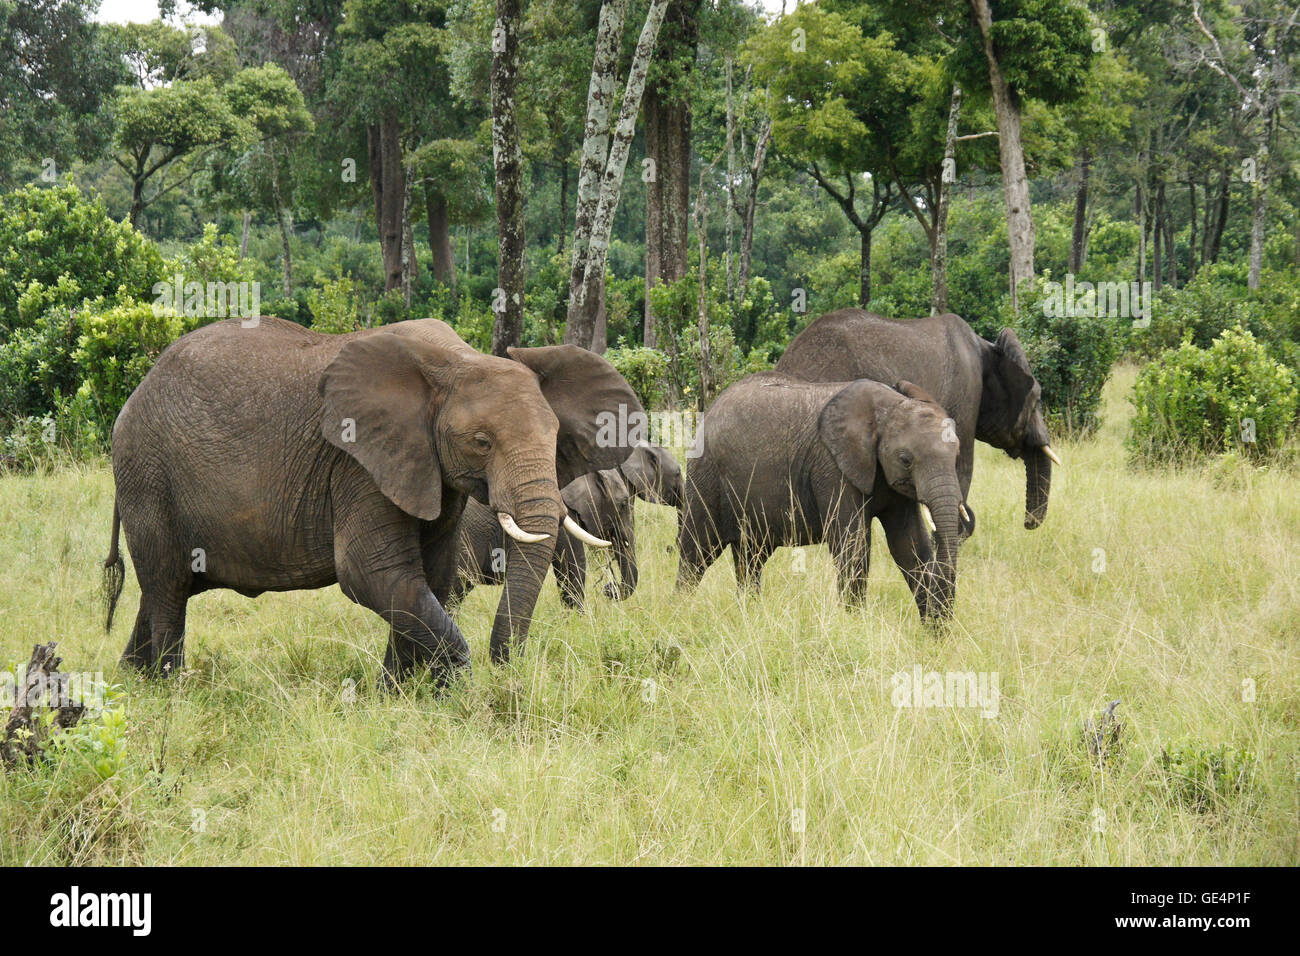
xmin=498 ymin=512 xmax=551 ymax=544
xmin=960 ymin=504 xmax=971 ymax=522
xmin=919 ymin=504 xmax=936 ymax=534
xmin=563 ymin=514 xmax=611 ymax=548
xmin=1042 ymin=444 xmax=1063 ymax=467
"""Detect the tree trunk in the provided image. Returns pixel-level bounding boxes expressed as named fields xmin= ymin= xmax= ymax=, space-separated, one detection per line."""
xmin=567 ymin=0 xmax=669 ymax=350
xmin=695 ymin=159 xmax=715 ymax=408
xmin=1068 ymin=148 xmax=1090 ymax=274
xmin=644 ymin=88 xmax=662 ymax=348
xmin=369 ymin=113 xmax=406 ymax=293
xmin=1163 ymin=185 xmax=1177 ymax=288
xmin=1152 ymin=180 xmax=1163 ymax=294
xmin=932 ymin=84 xmax=961 ymax=314
xmin=426 ymin=190 xmax=457 ymax=288
xmin=858 ymin=227 xmax=872 ymax=307
xmin=239 ymin=210 xmax=251 ymax=262
xmin=724 ymin=58 xmax=736 ymax=302
xmin=401 ymin=160 xmax=415 ymax=307
xmin=643 ymin=0 xmax=698 ymax=345
xmin=736 ymin=116 xmax=771 ymax=304
xmin=270 ymin=171 xmax=293 ymax=297
xmin=557 ymin=155 xmax=570 ymax=257
xmin=569 ymin=0 xmax=628 ymax=344
xmin=971 ymin=0 xmax=1034 ymax=310
xmin=1187 ymin=180 xmax=1197 ymax=278
xmin=491 ymin=0 xmax=526 ymax=356
xmin=1248 ymin=134 xmax=1269 ymax=290
xmin=1207 ymin=165 xmax=1228 ymax=264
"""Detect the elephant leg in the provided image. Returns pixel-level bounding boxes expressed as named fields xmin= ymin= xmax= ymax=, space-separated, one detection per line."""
xmin=676 ymin=506 xmax=724 ymax=592
xmin=830 ymin=518 xmax=872 ymax=606
xmin=338 ymin=512 xmax=470 ymax=689
xmin=118 ymin=512 xmax=191 ymax=675
xmin=604 ymin=522 xmax=637 ymax=601
xmin=731 ymin=534 xmax=772 ymax=596
xmin=552 ymin=528 xmax=586 ymax=610
xmin=878 ymin=505 xmax=936 ymax=621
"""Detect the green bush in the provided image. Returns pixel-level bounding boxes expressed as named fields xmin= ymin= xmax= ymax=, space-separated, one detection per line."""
xmin=1158 ymin=742 xmax=1256 ymax=813
xmin=1129 ymin=326 xmax=1299 ymax=463
xmin=1012 ymin=279 xmax=1122 ymax=434
xmin=0 ymin=182 xmax=163 ymax=332
xmin=607 ymin=344 xmax=669 ymax=410
xmin=71 ymin=299 xmax=184 ymax=444
xmin=306 ymin=272 xmax=360 ymax=333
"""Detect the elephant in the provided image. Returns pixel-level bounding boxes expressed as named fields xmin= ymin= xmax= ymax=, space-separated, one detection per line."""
xmin=774 ymin=309 xmax=1061 ymax=535
xmin=101 ymin=316 xmax=644 ymax=686
xmin=676 ymin=372 xmax=965 ymax=621
xmin=450 ymin=443 xmax=684 ymax=609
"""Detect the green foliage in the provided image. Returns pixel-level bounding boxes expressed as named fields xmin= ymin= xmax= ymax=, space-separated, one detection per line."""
xmin=1129 ymin=327 xmax=1299 ymax=463
xmin=0 ymin=182 xmax=163 ymax=332
xmin=1016 ymin=279 xmax=1121 ymax=434
xmin=1158 ymin=743 xmax=1256 ymax=813
xmin=607 ymin=344 xmax=669 ymax=410
xmin=43 ymin=687 xmax=129 ymax=782
xmin=71 ymin=298 xmax=184 ymax=443
xmin=307 ymin=272 xmax=361 ymax=334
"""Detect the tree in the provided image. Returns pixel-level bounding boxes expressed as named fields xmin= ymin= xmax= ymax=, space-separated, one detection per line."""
xmin=747 ymin=5 xmax=911 ymax=306
xmin=939 ymin=0 xmax=1094 ymax=310
xmin=491 ymin=0 xmax=525 ymax=354
xmin=108 ymin=23 xmax=247 ymax=228
xmin=0 ymin=0 xmax=126 ymax=186
xmin=566 ymin=0 xmax=670 ymax=351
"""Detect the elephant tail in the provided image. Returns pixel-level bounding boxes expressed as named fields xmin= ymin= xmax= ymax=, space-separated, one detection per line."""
xmin=103 ymin=499 xmax=125 ymax=632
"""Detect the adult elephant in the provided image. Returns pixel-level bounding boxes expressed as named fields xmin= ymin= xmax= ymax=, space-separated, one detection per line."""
xmin=775 ymin=310 xmax=1061 ymax=533
xmin=677 ymin=373 xmax=964 ymax=621
xmin=452 ymin=444 xmax=684 ymax=609
xmin=102 ymin=316 xmax=643 ymax=686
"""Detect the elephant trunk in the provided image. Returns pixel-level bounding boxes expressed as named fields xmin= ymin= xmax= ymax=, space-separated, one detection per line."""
xmin=1023 ymin=445 xmax=1052 ymax=530
xmin=488 ymin=472 xmax=563 ymax=663
xmin=920 ymin=475 xmax=962 ymax=620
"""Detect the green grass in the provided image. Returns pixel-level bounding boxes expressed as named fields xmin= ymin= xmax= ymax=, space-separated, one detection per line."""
xmin=1 ymin=366 xmax=1297 ymax=864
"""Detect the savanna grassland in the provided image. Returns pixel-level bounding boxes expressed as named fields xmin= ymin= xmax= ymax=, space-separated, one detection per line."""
xmin=1 ymin=367 xmax=1297 ymax=865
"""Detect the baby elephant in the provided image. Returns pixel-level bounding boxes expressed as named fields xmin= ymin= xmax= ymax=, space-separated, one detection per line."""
xmin=452 ymin=444 xmax=684 ymax=610
xmin=677 ymin=372 xmax=964 ymax=621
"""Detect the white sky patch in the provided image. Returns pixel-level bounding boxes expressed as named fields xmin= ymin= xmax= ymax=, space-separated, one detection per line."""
xmin=94 ymin=0 xmax=220 ymax=26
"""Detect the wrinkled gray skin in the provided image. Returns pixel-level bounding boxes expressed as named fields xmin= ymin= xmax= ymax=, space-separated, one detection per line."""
xmin=677 ymin=373 xmax=963 ymax=621
xmin=775 ymin=310 xmax=1054 ymax=534
xmin=103 ymin=317 xmax=643 ymax=687
xmin=451 ymin=444 xmax=684 ymax=609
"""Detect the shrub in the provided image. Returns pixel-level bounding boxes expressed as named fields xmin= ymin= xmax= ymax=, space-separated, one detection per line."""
xmin=0 ymin=182 xmax=163 ymax=332
xmin=71 ymin=298 xmax=184 ymax=443
xmin=1129 ymin=326 xmax=1299 ymax=463
xmin=607 ymin=344 xmax=669 ymax=410
xmin=1012 ymin=279 xmax=1122 ymax=434
xmin=306 ymin=272 xmax=360 ymax=333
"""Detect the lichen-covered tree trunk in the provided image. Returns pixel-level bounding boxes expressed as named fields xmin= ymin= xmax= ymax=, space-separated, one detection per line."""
xmin=1068 ymin=147 xmax=1090 ymax=275
xmin=736 ymin=116 xmax=770 ymax=304
xmin=971 ymin=0 xmax=1034 ymax=311
xmin=567 ymin=0 xmax=628 ymax=345
xmin=568 ymin=0 xmax=669 ymax=350
xmin=491 ymin=0 xmax=525 ymax=356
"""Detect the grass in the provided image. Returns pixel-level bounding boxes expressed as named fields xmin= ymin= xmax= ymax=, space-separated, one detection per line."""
xmin=1 ymin=365 xmax=1297 ymax=864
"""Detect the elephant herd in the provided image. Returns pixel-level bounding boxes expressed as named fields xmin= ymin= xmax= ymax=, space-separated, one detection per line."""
xmin=102 ymin=308 xmax=1058 ymax=687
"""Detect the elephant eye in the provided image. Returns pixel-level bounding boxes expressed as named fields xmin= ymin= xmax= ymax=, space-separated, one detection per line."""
xmin=899 ymin=451 xmax=914 ymax=467
xmin=473 ymin=431 xmax=492 ymax=451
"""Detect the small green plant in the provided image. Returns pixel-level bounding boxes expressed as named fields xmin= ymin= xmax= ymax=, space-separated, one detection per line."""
xmin=307 ymin=271 xmax=360 ymax=333
xmin=1158 ymin=742 xmax=1256 ymax=813
xmin=607 ymin=343 xmax=669 ymax=410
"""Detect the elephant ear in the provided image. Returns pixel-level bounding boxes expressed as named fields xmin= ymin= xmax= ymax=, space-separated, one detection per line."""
xmin=894 ymin=380 xmax=941 ymax=406
xmin=994 ymin=328 xmax=1042 ymax=430
xmin=319 ymin=333 xmax=452 ymax=521
xmin=507 ymin=345 xmax=646 ymax=486
xmin=817 ymin=380 xmax=880 ymax=495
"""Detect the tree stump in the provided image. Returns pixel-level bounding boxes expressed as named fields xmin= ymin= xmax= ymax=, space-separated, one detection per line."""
xmin=1 ymin=642 xmax=86 ymax=769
